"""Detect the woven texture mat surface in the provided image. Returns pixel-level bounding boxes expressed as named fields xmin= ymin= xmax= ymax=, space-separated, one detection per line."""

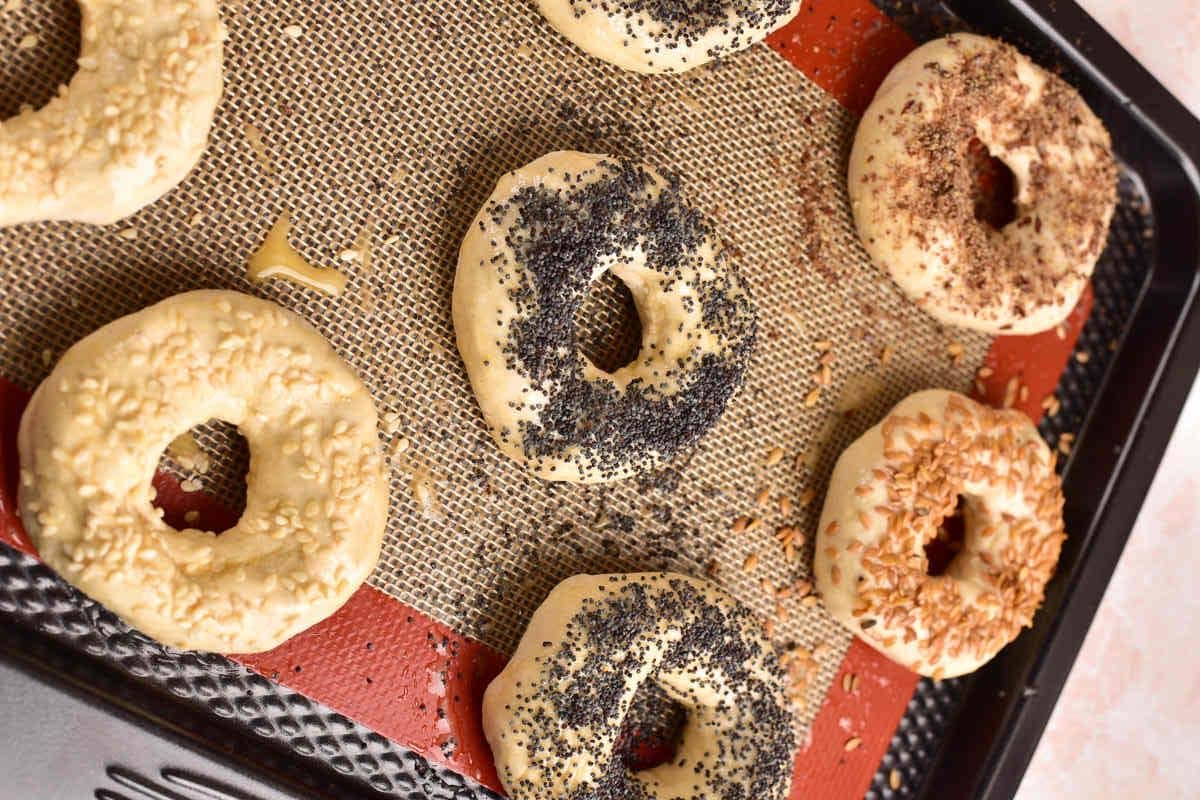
xmin=0 ymin=0 xmax=988 ymax=726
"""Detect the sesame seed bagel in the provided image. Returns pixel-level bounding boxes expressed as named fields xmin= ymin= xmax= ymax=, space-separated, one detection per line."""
xmin=454 ymin=151 xmax=757 ymax=483
xmin=537 ymin=0 xmax=802 ymax=74
xmin=17 ymin=291 xmax=387 ymax=653
xmin=0 ymin=0 xmax=224 ymax=226
xmin=814 ymin=390 xmax=1066 ymax=679
xmin=848 ymin=34 xmax=1117 ymax=334
xmin=483 ymin=572 xmax=795 ymax=800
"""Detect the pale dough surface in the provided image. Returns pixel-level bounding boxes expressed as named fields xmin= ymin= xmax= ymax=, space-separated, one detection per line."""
xmin=0 ymin=0 xmax=224 ymax=226
xmin=537 ymin=0 xmax=802 ymax=74
xmin=18 ymin=290 xmax=388 ymax=653
xmin=815 ymin=390 xmax=1066 ymax=678
xmin=848 ymin=34 xmax=1116 ymax=334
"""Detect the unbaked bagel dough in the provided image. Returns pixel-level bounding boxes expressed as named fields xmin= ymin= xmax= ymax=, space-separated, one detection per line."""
xmin=0 ymin=0 xmax=224 ymax=226
xmin=483 ymin=573 xmax=795 ymax=800
xmin=848 ymin=34 xmax=1117 ymax=334
xmin=18 ymin=291 xmax=387 ymax=653
xmin=537 ymin=0 xmax=803 ymax=74
xmin=454 ymin=151 xmax=757 ymax=483
xmin=814 ymin=389 xmax=1066 ymax=678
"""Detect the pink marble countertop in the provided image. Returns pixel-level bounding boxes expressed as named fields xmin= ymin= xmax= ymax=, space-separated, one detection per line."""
xmin=1016 ymin=4 xmax=1200 ymax=798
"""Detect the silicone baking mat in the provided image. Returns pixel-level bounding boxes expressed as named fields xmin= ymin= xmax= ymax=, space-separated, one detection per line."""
xmin=0 ymin=0 xmax=1120 ymax=798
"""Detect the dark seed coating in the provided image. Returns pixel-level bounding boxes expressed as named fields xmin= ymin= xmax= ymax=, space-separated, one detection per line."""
xmin=487 ymin=573 xmax=795 ymax=800
xmin=567 ymin=0 xmax=797 ymax=65
xmin=485 ymin=155 xmax=756 ymax=481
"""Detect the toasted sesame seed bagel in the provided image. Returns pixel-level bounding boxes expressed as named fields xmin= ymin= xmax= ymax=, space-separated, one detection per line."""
xmin=814 ymin=390 xmax=1066 ymax=679
xmin=483 ymin=573 xmax=795 ymax=800
xmin=848 ymin=34 xmax=1117 ymax=334
xmin=536 ymin=0 xmax=802 ymax=74
xmin=17 ymin=291 xmax=387 ymax=653
xmin=454 ymin=151 xmax=757 ymax=484
xmin=0 ymin=0 xmax=224 ymax=227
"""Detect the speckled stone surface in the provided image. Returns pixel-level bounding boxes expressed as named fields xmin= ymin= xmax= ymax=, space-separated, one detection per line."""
xmin=1016 ymin=6 xmax=1200 ymax=799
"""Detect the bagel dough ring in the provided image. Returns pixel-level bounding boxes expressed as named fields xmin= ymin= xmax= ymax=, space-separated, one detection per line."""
xmin=814 ymin=389 xmax=1066 ymax=678
xmin=454 ymin=151 xmax=757 ymax=483
xmin=0 ymin=0 xmax=224 ymax=226
xmin=537 ymin=0 xmax=802 ymax=74
xmin=17 ymin=291 xmax=387 ymax=653
xmin=483 ymin=573 xmax=795 ymax=800
xmin=848 ymin=34 xmax=1117 ymax=334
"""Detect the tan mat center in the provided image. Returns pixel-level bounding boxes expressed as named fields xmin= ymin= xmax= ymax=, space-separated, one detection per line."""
xmin=0 ymin=0 xmax=987 ymax=727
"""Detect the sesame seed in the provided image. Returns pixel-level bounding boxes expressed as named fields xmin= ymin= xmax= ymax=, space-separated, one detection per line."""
xmin=17 ymin=33 xmax=37 ymax=49
xmin=283 ymin=24 xmax=304 ymax=39
xmin=890 ymin=769 xmax=902 ymax=790
xmin=742 ymin=553 xmax=760 ymax=572
xmin=1075 ymin=350 xmax=1091 ymax=364
xmin=844 ymin=736 xmax=862 ymax=752
xmin=1003 ymin=377 xmax=1020 ymax=409
xmin=764 ymin=446 xmax=785 ymax=466
xmin=755 ymin=487 xmax=771 ymax=508
xmin=879 ymin=344 xmax=894 ymax=366
xmin=779 ymin=496 xmax=793 ymax=515
xmin=732 ymin=515 xmax=750 ymax=534
xmin=117 ymin=227 xmax=139 ymax=240
xmin=814 ymin=340 xmax=833 ymax=352
xmin=804 ymin=387 xmax=822 ymax=407
xmin=977 ymin=366 xmax=994 ymax=379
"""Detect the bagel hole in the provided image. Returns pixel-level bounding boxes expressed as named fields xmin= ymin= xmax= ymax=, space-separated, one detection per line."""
xmin=576 ymin=270 xmax=643 ymax=374
xmin=615 ymin=682 xmax=687 ymax=772
xmin=924 ymin=496 xmax=967 ymax=577
xmin=153 ymin=421 xmax=249 ymax=535
xmin=0 ymin=0 xmax=81 ymax=121
xmin=967 ymin=138 xmax=1018 ymax=230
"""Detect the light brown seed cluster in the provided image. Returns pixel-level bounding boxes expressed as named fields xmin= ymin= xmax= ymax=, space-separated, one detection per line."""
xmin=843 ymin=394 xmax=1065 ymax=677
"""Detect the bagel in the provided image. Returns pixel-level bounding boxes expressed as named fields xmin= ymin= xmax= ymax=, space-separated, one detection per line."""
xmin=0 ymin=0 xmax=224 ymax=226
xmin=483 ymin=573 xmax=795 ymax=800
xmin=17 ymin=290 xmax=387 ymax=653
xmin=814 ymin=389 xmax=1066 ymax=678
xmin=454 ymin=151 xmax=757 ymax=484
xmin=848 ymin=33 xmax=1117 ymax=334
xmin=537 ymin=0 xmax=803 ymax=74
